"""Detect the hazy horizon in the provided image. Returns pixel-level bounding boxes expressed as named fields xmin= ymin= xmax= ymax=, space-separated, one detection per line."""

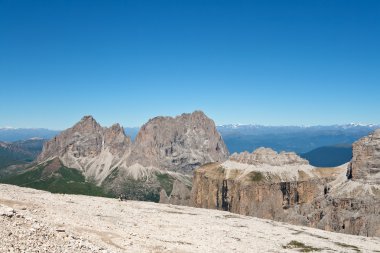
xmin=1 ymin=114 xmax=379 ymax=131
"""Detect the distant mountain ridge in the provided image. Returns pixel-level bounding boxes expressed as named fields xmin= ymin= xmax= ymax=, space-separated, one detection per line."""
xmin=0 ymin=128 xmax=60 ymax=142
xmin=0 ymin=139 xmax=46 ymax=166
xmin=2 ymin=123 xmax=379 ymax=169
xmin=217 ymin=124 xmax=380 ymax=154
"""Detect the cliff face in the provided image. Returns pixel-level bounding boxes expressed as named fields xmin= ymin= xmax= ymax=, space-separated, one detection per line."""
xmin=347 ymin=129 xmax=380 ymax=184
xmin=191 ymin=144 xmax=380 ymax=237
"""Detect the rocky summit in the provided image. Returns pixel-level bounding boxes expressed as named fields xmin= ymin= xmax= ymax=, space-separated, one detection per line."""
xmin=27 ymin=111 xmax=228 ymax=201
xmin=127 ymin=111 xmax=228 ymax=173
xmin=191 ymin=130 xmax=380 ymax=237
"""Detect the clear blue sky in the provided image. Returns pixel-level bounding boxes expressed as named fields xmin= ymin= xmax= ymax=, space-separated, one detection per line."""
xmin=1 ymin=0 xmax=379 ymax=129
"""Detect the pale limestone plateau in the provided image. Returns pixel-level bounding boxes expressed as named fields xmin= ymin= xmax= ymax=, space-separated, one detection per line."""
xmin=1 ymin=184 xmax=380 ymax=253
xmin=36 ymin=111 xmax=228 ymax=200
xmin=191 ymin=133 xmax=380 ymax=237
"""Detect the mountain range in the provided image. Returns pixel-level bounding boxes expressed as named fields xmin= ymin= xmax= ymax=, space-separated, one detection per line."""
xmin=217 ymin=123 xmax=379 ymax=154
xmin=0 ymin=128 xmax=59 ymax=142
xmin=2 ymin=123 xmax=379 ymax=153
xmin=0 ymin=111 xmax=379 ymax=238
xmin=1 ymin=112 xmax=228 ymax=201
xmin=1 ymin=123 xmax=378 ymax=169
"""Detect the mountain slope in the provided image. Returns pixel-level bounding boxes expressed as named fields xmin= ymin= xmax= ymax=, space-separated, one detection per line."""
xmin=1 ymin=157 xmax=108 ymax=197
xmin=0 ymin=139 xmax=46 ymax=171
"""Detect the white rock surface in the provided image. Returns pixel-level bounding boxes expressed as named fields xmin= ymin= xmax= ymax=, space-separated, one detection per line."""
xmin=229 ymin=147 xmax=309 ymax=166
xmin=0 ymin=184 xmax=379 ymax=253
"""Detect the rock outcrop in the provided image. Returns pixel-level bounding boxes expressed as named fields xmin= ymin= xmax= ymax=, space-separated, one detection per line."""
xmin=35 ymin=111 xmax=228 ymax=201
xmin=347 ymin=129 xmax=380 ymax=184
xmin=191 ymin=136 xmax=380 ymax=237
xmin=229 ymin=148 xmax=309 ymax=166
xmin=127 ymin=111 xmax=228 ymax=173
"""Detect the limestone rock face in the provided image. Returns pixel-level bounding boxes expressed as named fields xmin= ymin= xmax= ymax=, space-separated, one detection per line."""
xmin=347 ymin=129 xmax=380 ymax=184
xmin=191 ymin=144 xmax=380 ymax=237
xmin=127 ymin=111 xmax=229 ymax=173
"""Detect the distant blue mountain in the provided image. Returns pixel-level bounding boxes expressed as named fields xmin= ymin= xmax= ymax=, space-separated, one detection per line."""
xmin=1 ymin=124 xmax=378 ymax=166
xmin=300 ymin=144 xmax=353 ymax=167
xmin=217 ymin=124 xmax=380 ymax=154
xmin=0 ymin=128 xmax=60 ymax=142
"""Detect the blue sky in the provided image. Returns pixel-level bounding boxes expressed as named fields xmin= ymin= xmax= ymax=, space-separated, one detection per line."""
xmin=1 ymin=0 xmax=379 ymax=129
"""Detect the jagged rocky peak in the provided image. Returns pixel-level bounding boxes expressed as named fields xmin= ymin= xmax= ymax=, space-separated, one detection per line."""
xmin=347 ymin=129 xmax=380 ymax=184
xmin=128 ymin=110 xmax=229 ymax=173
xmin=36 ymin=116 xmax=132 ymax=183
xmin=38 ymin=116 xmax=98 ymax=162
xmin=229 ymin=147 xmax=309 ymax=166
xmin=73 ymin=115 xmax=102 ymax=131
xmin=104 ymin=123 xmax=132 ymax=153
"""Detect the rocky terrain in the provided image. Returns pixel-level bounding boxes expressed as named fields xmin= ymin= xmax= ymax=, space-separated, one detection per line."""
xmin=9 ymin=111 xmax=228 ymax=201
xmin=1 ymin=184 xmax=379 ymax=253
xmin=191 ymin=133 xmax=380 ymax=237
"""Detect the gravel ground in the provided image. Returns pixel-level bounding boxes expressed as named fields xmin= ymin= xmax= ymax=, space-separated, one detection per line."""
xmin=0 ymin=184 xmax=379 ymax=253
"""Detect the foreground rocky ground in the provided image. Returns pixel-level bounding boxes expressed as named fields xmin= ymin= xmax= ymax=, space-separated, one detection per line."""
xmin=0 ymin=184 xmax=379 ymax=253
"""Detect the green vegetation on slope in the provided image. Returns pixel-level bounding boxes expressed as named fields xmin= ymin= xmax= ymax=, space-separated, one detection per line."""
xmin=0 ymin=161 xmax=109 ymax=197
xmin=283 ymin=240 xmax=322 ymax=252
xmin=102 ymin=169 xmax=177 ymax=202
xmin=156 ymin=172 xmax=175 ymax=196
xmin=249 ymin=171 xmax=264 ymax=182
